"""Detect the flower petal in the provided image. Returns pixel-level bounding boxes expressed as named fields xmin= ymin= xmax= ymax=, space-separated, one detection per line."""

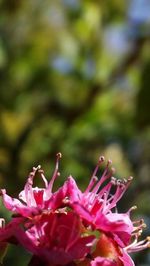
xmin=90 ymin=257 xmax=117 ymax=266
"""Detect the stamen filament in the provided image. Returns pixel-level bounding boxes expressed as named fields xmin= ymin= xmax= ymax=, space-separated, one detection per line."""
xmin=47 ymin=153 xmax=62 ymax=194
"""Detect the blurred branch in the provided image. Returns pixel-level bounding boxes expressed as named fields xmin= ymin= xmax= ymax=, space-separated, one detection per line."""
xmin=106 ymin=37 xmax=147 ymax=86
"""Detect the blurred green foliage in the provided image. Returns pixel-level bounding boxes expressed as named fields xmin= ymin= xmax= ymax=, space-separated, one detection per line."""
xmin=0 ymin=0 xmax=150 ymax=265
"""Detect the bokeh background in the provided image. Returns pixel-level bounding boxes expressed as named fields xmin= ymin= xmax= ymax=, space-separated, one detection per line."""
xmin=0 ymin=0 xmax=150 ymax=265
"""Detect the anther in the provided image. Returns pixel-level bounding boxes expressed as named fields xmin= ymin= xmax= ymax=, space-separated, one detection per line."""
xmin=93 ymin=176 xmax=98 ymax=182
xmin=128 ymin=176 xmax=133 ymax=182
xmin=56 ymin=152 xmax=62 ymax=159
xmin=99 ymin=156 xmax=105 ymax=163
xmin=130 ymin=206 xmax=137 ymax=211
xmin=116 ymin=179 xmax=122 ymax=186
xmin=111 ymin=176 xmax=116 ymax=185
xmin=123 ymin=178 xmax=127 ymax=184
xmin=0 ymin=218 xmax=5 ymax=228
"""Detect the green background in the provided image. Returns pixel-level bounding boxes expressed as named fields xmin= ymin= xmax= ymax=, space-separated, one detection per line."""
xmin=0 ymin=0 xmax=150 ymax=265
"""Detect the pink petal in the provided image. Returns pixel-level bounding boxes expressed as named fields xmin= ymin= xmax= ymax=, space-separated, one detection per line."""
xmin=90 ymin=257 xmax=117 ymax=266
xmin=94 ymin=212 xmax=133 ymax=246
xmin=119 ymin=251 xmax=135 ymax=266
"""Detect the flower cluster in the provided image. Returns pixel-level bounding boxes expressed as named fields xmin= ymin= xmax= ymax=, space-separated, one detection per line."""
xmin=0 ymin=153 xmax=149 ymax=265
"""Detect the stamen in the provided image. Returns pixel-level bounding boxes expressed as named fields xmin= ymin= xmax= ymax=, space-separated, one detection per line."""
xmin=98 ymin=192 xmax=109 ymax=213
xmin=24 ymin=165 xmax=41 ymax=207
xmin=111 ymin=176 xmax=116 ymax=185
xmin=39 ymin=169 xmax=48 ymax=188
xmin=99 ymin=156 xmax=105 ymax=163
xmin=133 ymin=219 xmax=144 ymax=226
xmin=108 ymin=176 xmax=133 ymax=210
xmin=128 ymin=176 xmax=133 ymax=181
xmin=127 ymin=206 xmax=137 ymax=215
xmin=0 ymin=218 xmax=5 ymax=228
xmin=125 ymin=236 xmax=150 ymax=253
xmin=85 ymin=176 xmax=98 ymax=193
xmin=132 ymin=220 xmax=147 ymax=235
xmin=92 ymin=161 xmax=114 ymax=194
xmin=47 ymin=153 xmax=62 ymax=194
xmin=29 ymin=165 xmax=41 ymax=181
xmin=98 ymin=182 xmax=112 ymax=199
xmin=85 ymin=156 xmax=105 ymax=195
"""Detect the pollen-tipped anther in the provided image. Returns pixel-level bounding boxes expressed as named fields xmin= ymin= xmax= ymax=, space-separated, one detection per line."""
xmin=57 ymin=152 xmax=62 ymax=159
xmin=128 ymin=176 xmax=133 ymax=182
xmin=99 ymin=156 xmax=105 ymax=163
xmin=130 ymin=206 xmax=137 ymax=211
xmin=0 ymin=218 xmax=5 ymax=228
xmin=33 ymin=165 xmax=41 ymax=172
xmin=111 ymin=176 xmax=118 ymax=186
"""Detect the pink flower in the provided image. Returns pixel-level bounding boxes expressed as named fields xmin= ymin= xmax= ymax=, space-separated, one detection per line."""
xmin=1 ymin=153 xmax=63 ymax=217
xmin=14 ymin=211 xmax=95 ymax=265
xmin=0 ymin=153 xmax=149 ymax=266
